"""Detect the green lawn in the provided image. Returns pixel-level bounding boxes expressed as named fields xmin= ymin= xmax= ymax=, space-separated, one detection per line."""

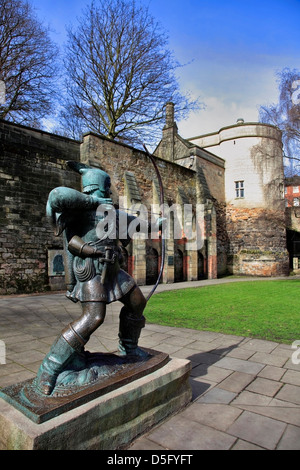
xmin=144 ymin=279 xmax=300 ymax=344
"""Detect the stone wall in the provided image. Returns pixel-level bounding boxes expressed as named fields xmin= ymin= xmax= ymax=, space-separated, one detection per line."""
xmin=0 ymin=120 xmax=220 ymax=295
xmin=81 ymin=132 xmax=197 ymax=207
xmin=0 ymin=115 xmax=290 ymax=295
xmin=225 ymin=205 xmax=289 ymax=276
xmin=0 ymin=120 xmax=80 ymax=294
xmin=80 ymin=132 xmax=206 ymax=284
xmin=188 ymin=121 xmax=289 ymax=277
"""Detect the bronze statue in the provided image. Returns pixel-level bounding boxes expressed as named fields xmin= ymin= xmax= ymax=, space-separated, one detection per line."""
xmin=36 ymin=162 xmax=155 ymax=396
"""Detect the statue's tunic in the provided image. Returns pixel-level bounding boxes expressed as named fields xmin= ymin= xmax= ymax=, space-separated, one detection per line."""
xmin=47 ymin=187 xmax=136 ymax=304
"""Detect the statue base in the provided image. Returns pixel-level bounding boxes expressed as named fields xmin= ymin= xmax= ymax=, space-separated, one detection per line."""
xmin=0 ymin=348 xmax=168 ymax=424
xmin=0 ymin=353 xmax=192 ymax=450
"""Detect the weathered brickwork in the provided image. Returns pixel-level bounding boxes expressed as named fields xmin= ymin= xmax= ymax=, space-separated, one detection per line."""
xmin=81 ymin=132 xmax=217 ymax=284
xmin=188 ymin=120 xmax=289 ymax=276
xmin=225 ymin=205 xmax=289 ymax=276
xmin=0 ymin=120 xmax=218 ymax=294
xmin=0 ymin=120 xmax=80 ymax=294
xmin=81 ymin=132 xmax=197 ymax=210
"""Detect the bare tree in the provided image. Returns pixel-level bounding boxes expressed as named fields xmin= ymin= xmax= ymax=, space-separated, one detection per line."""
xmin=259 ymin=67 xmax=300 ymax=175
xmin=0 ymin=0 xmax=59 ymax=127
xmin=61 ymin=0 xmax=200 ymax=144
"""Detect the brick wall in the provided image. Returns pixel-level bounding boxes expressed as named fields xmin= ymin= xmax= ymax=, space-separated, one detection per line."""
xmin=0 ymin=118 xmax=289 ymax=295
xmin=0 ymin=120 xmax=80 ymax=294
xmin=81 ymin=132 xmax=205 ymax=283
xmin=226 ymin=205 xmax=289 ymax=276
xmin=81 ymin=132 xmax=197 ymax=207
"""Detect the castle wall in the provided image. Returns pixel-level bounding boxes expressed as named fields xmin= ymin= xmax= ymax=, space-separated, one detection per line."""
xmin=0 ymin=121 xmax=211 ymax=295
xmin=80 ymin=132 xmax=205 ymax=284
xmin=189 ymin=122 xmax=289 ymax=276
xmin=0 ymin=116 xmax=290 ymax=295
xmin=0 ymin=120 xmax=80 ymax=294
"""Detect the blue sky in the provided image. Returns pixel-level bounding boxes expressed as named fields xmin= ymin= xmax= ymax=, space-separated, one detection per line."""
xmin=29 ymin=0 xmax=300 ymax=138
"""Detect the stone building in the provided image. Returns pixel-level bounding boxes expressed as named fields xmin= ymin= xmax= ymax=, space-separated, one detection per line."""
xmin=0 ymin=104 xmax=290 ymax=295
xmin=187 ymin=115 xmax=289 ymax=277
xmin=156 ymin=103 xmax=289 ymax=278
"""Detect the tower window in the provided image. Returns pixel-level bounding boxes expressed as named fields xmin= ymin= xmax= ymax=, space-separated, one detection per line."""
xmin=235 ymin=181 xmax=244 ymax=198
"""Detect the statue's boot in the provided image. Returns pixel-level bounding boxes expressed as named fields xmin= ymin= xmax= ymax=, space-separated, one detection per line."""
xmin=118 ymin=307 xmax=149 ymax=359
xmin=36 ymin=325 xmax=87 ymax=395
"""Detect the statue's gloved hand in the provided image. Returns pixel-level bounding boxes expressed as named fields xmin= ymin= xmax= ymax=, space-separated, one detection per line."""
xmin=89 ymin=195 xmax=113 ymax=206
xmin=157 ymin=217 xmax=167 ymax=229
xmin=150 ymin=217 xmax=167 ymax=233
xmin=68 ymin=235 xmax=105 ymax=258
xmin=89 ymin=194 xmax=103 ymax=205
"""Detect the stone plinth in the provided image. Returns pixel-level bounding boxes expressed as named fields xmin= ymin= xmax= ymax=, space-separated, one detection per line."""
xmin=0 ymin=357 xmax=192 ymax=450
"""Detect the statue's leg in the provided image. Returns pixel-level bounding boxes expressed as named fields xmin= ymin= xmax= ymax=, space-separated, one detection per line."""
xmin=69 ymin=301 xmax=106 ymax=342
xmin=118 ymin=286 xmax=148 ymax=358
xmin=36 ymin=302 xmax=106 ymax=395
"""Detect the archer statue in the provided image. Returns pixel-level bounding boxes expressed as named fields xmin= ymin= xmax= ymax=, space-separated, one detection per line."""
xmin=36 ymin=161 xmax=162 ymax=396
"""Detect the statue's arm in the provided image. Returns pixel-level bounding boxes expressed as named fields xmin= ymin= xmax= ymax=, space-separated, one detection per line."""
xmin=46 ymin=187 xmax=102 ymax=236
xmin=46 ymin=187 xmax=98 ymax=218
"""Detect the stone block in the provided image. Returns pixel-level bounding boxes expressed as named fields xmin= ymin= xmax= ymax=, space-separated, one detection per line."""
xmin=0 ymin=357 xmax=192 ymax=450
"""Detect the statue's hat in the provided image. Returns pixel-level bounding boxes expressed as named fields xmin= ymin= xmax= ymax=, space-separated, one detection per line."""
xmin=67 ymin=161 xmax=110 ymax=193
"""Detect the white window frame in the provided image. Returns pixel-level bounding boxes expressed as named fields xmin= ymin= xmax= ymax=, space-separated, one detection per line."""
xmin=235 ymin=180 xmax=245 ymax=199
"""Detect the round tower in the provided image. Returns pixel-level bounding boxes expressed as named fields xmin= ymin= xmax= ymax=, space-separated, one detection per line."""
xmin=189 ymin=121 xmax=289 ymax=276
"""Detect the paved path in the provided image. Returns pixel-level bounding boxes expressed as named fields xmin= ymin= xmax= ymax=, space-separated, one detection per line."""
xmin=0 ymin=277 xmax=300 ymax=450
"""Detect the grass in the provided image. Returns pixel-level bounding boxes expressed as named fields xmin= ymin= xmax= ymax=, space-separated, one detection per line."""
xmin=144 ymin=279 xmax=300 ymax=344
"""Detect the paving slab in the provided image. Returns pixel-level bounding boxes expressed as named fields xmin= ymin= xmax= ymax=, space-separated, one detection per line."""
xmin=242 ymin=338 xmax=279 ymax=353
xmin=281 ymin=369 xmax=300 ymax=386
xmin=180 ymin=403 xmax=243 ymax=432
xmin=243 ymin=404 xmax=300 ymax=428
xmin=1 ymin=279 xmax=300 ymax=450
xmin=196 ymin=387 xmax=237 ymax=404
xmin=219 ymin=371 xmax=255 ymax=393
xmin=136 ymin=413 xmax=237 ymax=450
xmin=245 ymin=377 xmax=284 ymax=397
xmin=231 ymin=390 xmax=273 ymax=407
xmin=227 ymin=411 xmax=286 ymax=450
xmin=231 ymin=439 xmax=265 ymax=450
xmin=250 ymin=352 xmax=287 ymax=368
xmin=275 ymin=384 xmax=300 ymax=405
xmin=277 ymin=424 xmax=300 ymax=450
xmin=213 ymin=356 xmax=265 ymax=375
xmin=258 ymin=365 xmax=286 ymax=381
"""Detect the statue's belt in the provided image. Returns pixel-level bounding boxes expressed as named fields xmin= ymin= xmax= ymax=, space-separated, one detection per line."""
xmin=73 ymin=246 xmax=118 ymax=283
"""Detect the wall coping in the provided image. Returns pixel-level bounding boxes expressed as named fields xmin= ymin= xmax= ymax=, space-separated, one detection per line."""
xmin=187 ymin=122 xmax=282 ymax=148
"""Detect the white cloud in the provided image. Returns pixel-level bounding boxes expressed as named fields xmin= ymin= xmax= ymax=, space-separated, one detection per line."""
xmin=178 ymin=96 xmax=259 ymax=138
